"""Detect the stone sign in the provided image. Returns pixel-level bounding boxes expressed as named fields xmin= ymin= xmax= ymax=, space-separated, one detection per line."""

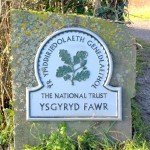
xmin=11 ymin=10 xmax=136 ymax=150
xmin=27 ymin=27 xmax=121 ymax=120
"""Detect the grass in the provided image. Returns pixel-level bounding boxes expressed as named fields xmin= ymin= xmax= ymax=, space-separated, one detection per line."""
xmin=136 ymin=39 xmax=150 ymax=75
xmin=127 ymin=6 xmax=150 ymax=21
xmin=131 ymin=39 xmax=150 ymax=149
xmin=24 ymin=120 xmax=150 ymax=150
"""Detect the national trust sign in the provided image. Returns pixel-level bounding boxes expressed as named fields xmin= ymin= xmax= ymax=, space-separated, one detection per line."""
xmin=26 ymin=27 xmax=122 ymax=121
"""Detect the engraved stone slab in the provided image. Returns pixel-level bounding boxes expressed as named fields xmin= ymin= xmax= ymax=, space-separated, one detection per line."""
xmin=11 ymin=10 xmax=136 ymax=150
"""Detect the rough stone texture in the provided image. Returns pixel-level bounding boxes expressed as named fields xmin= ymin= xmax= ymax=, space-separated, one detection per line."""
xmin=11 ymin=10 xmax=136 ymax=149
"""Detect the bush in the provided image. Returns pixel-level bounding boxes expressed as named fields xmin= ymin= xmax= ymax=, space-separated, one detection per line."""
xmin=24 ymin=123 xmax=101 ymax=150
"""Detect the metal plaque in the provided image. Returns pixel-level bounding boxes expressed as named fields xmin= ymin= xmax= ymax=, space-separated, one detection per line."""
xmin=26 ymin=27 xmax=122 ymax=121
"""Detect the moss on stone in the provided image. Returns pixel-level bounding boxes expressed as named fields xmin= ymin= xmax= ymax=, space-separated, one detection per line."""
xmin=10 ymin=9 xmax=136 ymax=150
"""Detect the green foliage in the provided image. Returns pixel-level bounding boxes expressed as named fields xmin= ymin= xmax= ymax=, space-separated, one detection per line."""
xmin=24 ymin=123 xmax=102 ymax=150
xmin=123 ymin=139 xmax=150 ymax=150
xmin=74 ymin=70 xmax=90 ymax=82
xmin=132 ymin=98 xmax=150 ymax=140
xmin=129 ymin=97 xmax=150 ymax=149
xmin=59 ymin=50 xmax=72 ymax=65
xmin=0 ymin=108 xmax=14 ymax=149
xmin=56 ymin=66 xmax=72 ymax=77
xmin=24 ymin=122 xmax=150 ymax=150
xmin=42 ymin=0 xmax=128 ymax=21
xmin=96 ymin=0 xmax=128 ymax=21
xmin=132 ymin=40 xmax=150 ymax=149
xmin=77 ymin=130 xmax=100 ymax=149
xmin=24 ymin=123 xmax=76 ymax=150
xmin=56 ymin=50 xmax=90 ymax=85
xmin=136 ymin=39 xmax=150 ymax=75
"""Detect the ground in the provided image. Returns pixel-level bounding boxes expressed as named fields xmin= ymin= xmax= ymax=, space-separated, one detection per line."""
xmin=127 ymin=20 xmax=150 ymax=140
xmin=136 ymin=39 xmax=150 ymax=140
xmin=127 ymin=0 xmax=150 ymax=140
xmin=128 ymin=21 xmax=150 ymax=42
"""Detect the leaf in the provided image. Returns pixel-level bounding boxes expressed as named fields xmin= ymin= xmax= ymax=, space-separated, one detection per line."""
xmin=73 ymin=55 xmax=80 ymax=65
xmin=56 ymin=50 xmax=90 ymax=85
xmin=63 ymin=74 xmax=71 ymax=81
xmin=56 ymin=65 xmax=72 ymax=77
xmin=59 ymin=50 xmax=72 ymax=65
xmin=74 ymin=70 xmax=90 ymax=82
xmin=81 ymin=60 xmax=87 ymax=67
xmin=76 ymin=51 xmax=88 ymax=60
xmin=73 ymin=51 xmax=88 ymax=65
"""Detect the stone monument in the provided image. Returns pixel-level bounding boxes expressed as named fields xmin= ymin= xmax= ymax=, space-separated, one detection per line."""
xmin=11 ymin=10 xmax=136 ymax=149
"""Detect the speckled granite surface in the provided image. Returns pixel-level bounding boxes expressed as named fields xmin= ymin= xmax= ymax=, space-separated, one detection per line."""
xmin=11 ymin=9 xmax=136 ymax=149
